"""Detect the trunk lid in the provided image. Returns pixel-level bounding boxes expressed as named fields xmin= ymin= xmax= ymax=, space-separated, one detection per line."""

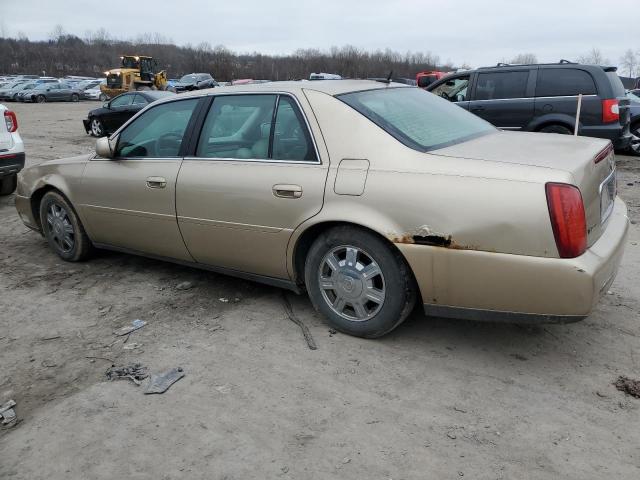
xmin=435 ymin=130 xmax=616 ymax=247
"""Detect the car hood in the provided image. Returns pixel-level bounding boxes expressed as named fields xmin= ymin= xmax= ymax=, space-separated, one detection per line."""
xmin=434 ymin=130 xmax=609 ymax=173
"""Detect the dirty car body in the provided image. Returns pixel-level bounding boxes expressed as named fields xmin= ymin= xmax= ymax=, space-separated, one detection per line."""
xmin=15 ymin=81 xmax=629 ymax=337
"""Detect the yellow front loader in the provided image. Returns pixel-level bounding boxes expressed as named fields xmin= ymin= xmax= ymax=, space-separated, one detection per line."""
xmin=100 ymin=55 xmax=167 ymax=99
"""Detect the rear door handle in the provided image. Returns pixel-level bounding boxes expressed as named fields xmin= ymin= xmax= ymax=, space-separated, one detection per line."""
xmin=146 ymin=176 xmax=167 ymax=189
xmin=273 ymin=184 xmax=302 ymax=198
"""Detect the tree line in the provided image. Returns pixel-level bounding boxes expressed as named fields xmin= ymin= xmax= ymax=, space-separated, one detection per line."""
xmin=0 ymin=29 xmax=443 ymax=81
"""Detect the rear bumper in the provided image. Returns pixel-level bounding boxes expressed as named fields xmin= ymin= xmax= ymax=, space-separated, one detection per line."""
xmin=0 ymin=151 xmax=25 ymax=178
xmin=398 ymin=198 xmax=629 ymax=322
xmin=581 ymin=124 xmax=631 ymax=149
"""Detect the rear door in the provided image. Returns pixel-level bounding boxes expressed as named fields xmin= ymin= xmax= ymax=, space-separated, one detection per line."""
xmin=534 ymin=67 xmax=599 ymax=129
xmin=468 ymin=70 xmax=534 ymax=129
xmin=176 ymin=93 xmax=329 ymax=279
xmin=428 ymin=74 xmax=471 ymax=110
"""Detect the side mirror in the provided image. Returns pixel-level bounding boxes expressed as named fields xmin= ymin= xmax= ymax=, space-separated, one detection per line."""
xmin=96 ymin=136 xmax=117 ymax=158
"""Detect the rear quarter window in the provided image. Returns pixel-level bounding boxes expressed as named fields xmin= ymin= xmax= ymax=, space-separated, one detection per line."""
xmin=536 ymin=68 xmax=597 ymax=97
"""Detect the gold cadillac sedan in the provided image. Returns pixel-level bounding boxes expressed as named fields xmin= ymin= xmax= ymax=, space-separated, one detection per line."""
xmin=15 ymin=80 xmax=629 ymax=338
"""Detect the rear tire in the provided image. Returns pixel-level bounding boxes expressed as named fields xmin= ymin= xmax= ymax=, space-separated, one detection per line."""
xmin=36 ymin=95 xmax=46 ymax=104
xmin=304 ymin=226 xmax=416 ymax=338
xmin=71 ymin=93 xmax=79 ymax=102
xmin=99 ymin=93 xmax=108 ymax=101
xmin=539 ymin=124 xmax=572 ymax=135
xmin=39 ymin=191 xmax=93 ymax=262
xmin=0 ymin=174 xmax=17 ymax=196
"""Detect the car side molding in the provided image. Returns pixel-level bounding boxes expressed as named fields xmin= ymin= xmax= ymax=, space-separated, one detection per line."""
xmin=423 ymin=304 xmax=586 ymax=324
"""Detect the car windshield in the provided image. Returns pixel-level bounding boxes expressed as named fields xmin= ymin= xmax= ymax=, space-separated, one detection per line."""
xmin=338 ymin=87 xmax=496 ymax=152
xmin=180 ymin=75 xmax=197 ymax=84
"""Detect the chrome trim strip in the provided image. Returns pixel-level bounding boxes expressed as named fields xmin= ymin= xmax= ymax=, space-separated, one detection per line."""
xmin=177 ymin=215 xmax=286 ymax=233
xmin=469 ymin=94 xmax=597 ymax=103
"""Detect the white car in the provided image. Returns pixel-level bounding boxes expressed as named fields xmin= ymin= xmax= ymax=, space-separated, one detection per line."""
xmin=0 ymin=104 xmax=25 ymax=195
xmin=83 ymin=82 xmax=108 ymax=101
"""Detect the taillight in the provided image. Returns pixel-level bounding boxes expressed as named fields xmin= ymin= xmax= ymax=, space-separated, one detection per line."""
xmin=601 ymin=99 xmax=619 ymax=123
xmin=545 ymin=183 xmax=587 ymax=258
xmin=4 ymin=110 xmax=18 ymax=133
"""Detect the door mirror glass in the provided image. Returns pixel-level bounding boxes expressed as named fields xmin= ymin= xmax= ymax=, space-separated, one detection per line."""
xmin=96 ymin=136 xmax=116 ymax=158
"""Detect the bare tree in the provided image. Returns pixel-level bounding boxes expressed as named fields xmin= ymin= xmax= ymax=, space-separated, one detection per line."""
xmin=577 ymin=47 xmax=609 ymax=65
xmin=510 ymin=53 xmax=537 ymax=64
xmin=48 ymin=24 xmax=66 ymax=43
xmin=620 ymin=49 xmax=637 ymax=77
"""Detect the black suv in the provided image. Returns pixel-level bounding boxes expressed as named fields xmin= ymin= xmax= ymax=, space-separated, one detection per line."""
xmin=171 ymin=73 xmax=218 ymax=93
xmin=427 ymin=61 xmax=631 ymax=149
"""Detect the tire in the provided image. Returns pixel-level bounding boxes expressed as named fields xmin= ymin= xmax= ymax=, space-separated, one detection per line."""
xmin=12 ymin=93 xmax=18 ymax=101
xmin=71 ymin=93 xmax=79 ymax=102
xmin=0 ymin=174 xmax=17 ymax=196
xmin=39 ymin=191 xmax=93 ymax=262
xmin=36 ymin=95 xmax=46 ymax=104
xmin=629 ymin=123 xmax=640 ymax=157
xmin=99 ymin=93 xmax=108 ymax=102
xmin=89 ymin=117 xmax=104 ymax=137
xmin=539 ymin=124 xmax=572 ymax=135
xmin=304 ymin=226 xmax=417 ymax=338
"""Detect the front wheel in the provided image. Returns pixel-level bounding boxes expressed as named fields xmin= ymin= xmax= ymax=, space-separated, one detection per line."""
xmin=90 ymin=117 xmax=104 ymax=137
xmin=36 ymin=95 xmax=46 ymax=103
xmin=629 ymin=123 xmax=640 ymax=157
xmin=305 ymin=226 xmax=416 ymax=338
xmin=99 ymin=93 xmax=108 ymax=101
xmin=39 ymin=191 xmax=93 ymax=261
xmin=71 ymin=93 xmax=79 ymax=102
xmin=0 ymin=174 xmax=17 ymax=196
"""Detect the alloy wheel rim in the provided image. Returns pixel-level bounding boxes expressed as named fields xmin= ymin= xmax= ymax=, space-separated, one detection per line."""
xmin=46 ymin=203 xmax=75 ymax=253
xmin=318 ymin=245 xmax=385 ymax=322
xmin=632 ymin=127 xmax=640 ymax=154
xmin=91 ymin=119 xmax=102 ymax=136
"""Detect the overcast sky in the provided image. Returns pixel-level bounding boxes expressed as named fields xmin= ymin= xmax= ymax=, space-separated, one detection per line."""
xmin=1 ymin=0 xmax=637 ymax=68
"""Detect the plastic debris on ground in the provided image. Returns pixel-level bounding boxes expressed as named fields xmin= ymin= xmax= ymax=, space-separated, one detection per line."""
xmin=0 ymin=399 xmax=17 ymax=426
xmin=144 ymin=367 xmax=185 ymax=394
xmin=113 ymin=319 xmax=146 ymax=336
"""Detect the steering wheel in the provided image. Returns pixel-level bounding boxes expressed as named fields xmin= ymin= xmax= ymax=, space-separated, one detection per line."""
xmin=156 ymin=132 xmax=183 ymax=156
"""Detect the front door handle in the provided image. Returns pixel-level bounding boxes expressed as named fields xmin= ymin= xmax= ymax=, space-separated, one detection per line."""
xmin=273 ymin=184 xmax=302 ymax=199
xmin=146 ymin=176 xmax=167 ymax=189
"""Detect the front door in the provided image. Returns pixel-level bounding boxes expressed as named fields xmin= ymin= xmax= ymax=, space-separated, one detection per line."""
xmin=468 ymin=70 xmax=533 ymax=129
xmin=102 ymin=93 xmax=135 ymax=132
xmin=176 ymin=93 xmax=329 ymax=279
xmin=78 ymin=97 xmax=200 ymax=261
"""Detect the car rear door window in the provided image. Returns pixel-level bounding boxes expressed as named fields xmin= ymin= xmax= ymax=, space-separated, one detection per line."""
xmin=475 ymin=71 xmax=529 ymax=100
xmin=131 ymin=94 xmax=148 ymax=105
xmin=272 ymin=96 xmax=316 ymax=161
xmin=116 ymin=99 xmax=198 ymax=158
xmin=536 ymin=69 xmax=597 ymax=97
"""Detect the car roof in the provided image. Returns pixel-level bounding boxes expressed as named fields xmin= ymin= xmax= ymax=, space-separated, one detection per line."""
xmin=173 ymin=80 xmax=404 ymax=101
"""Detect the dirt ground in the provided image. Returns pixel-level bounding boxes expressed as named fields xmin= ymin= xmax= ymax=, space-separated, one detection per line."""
xmin=1 ymin=102 xmax=639 ymax=479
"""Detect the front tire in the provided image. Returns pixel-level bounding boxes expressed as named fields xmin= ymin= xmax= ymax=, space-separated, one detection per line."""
xmin=39 ymin=191 xmax=93 ymax=261
xmin=0 ymin=174 xmax=17 ymax=196
xmin=99 ymin=93 xmax=108 ymax=102
xmin=71 ymin=93 xmax=79 ymax=102
xmin=629 ymin=123 xmax=640 ymax=157
xmin=36 ymin=95 xmax=46 ymax=104
xmin=305 ymin=226 xmax=416 ymax=338
xmin=90 ymin=117 xmax=104 ymax=137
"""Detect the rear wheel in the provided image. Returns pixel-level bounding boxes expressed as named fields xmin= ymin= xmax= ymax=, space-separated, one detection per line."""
xmin=0 ymin=174 xmax=17 ymax=196
xmin=539 ymin=124 xmax=572 ymax=135
xmin=305 ymin=226 xmax=416 ymax=338
xmin=99 ymin=93 xmax=108 ymax=102
xmin=71 ymin=93 xmax=79 ymax=102
xmin=39 ymin=191 xmax=93 ymax=261
xmin=36 ymin=95 xmax=46 ymax=104
xmin=90 ymin=118 xmax=104 ymax=137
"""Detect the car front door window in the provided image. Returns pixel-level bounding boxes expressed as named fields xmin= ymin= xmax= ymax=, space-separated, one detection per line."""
xmin=431 ymin=76 xmax=470 ymax=102
xmin=116 ymin=98 xmax=199 ymax=158
xmin=110 ymin=94 xmax=134 ymax=108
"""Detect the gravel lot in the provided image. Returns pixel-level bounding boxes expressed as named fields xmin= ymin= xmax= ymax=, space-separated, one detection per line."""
xmin=1 ymin=102 xmax=639 ymax=479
